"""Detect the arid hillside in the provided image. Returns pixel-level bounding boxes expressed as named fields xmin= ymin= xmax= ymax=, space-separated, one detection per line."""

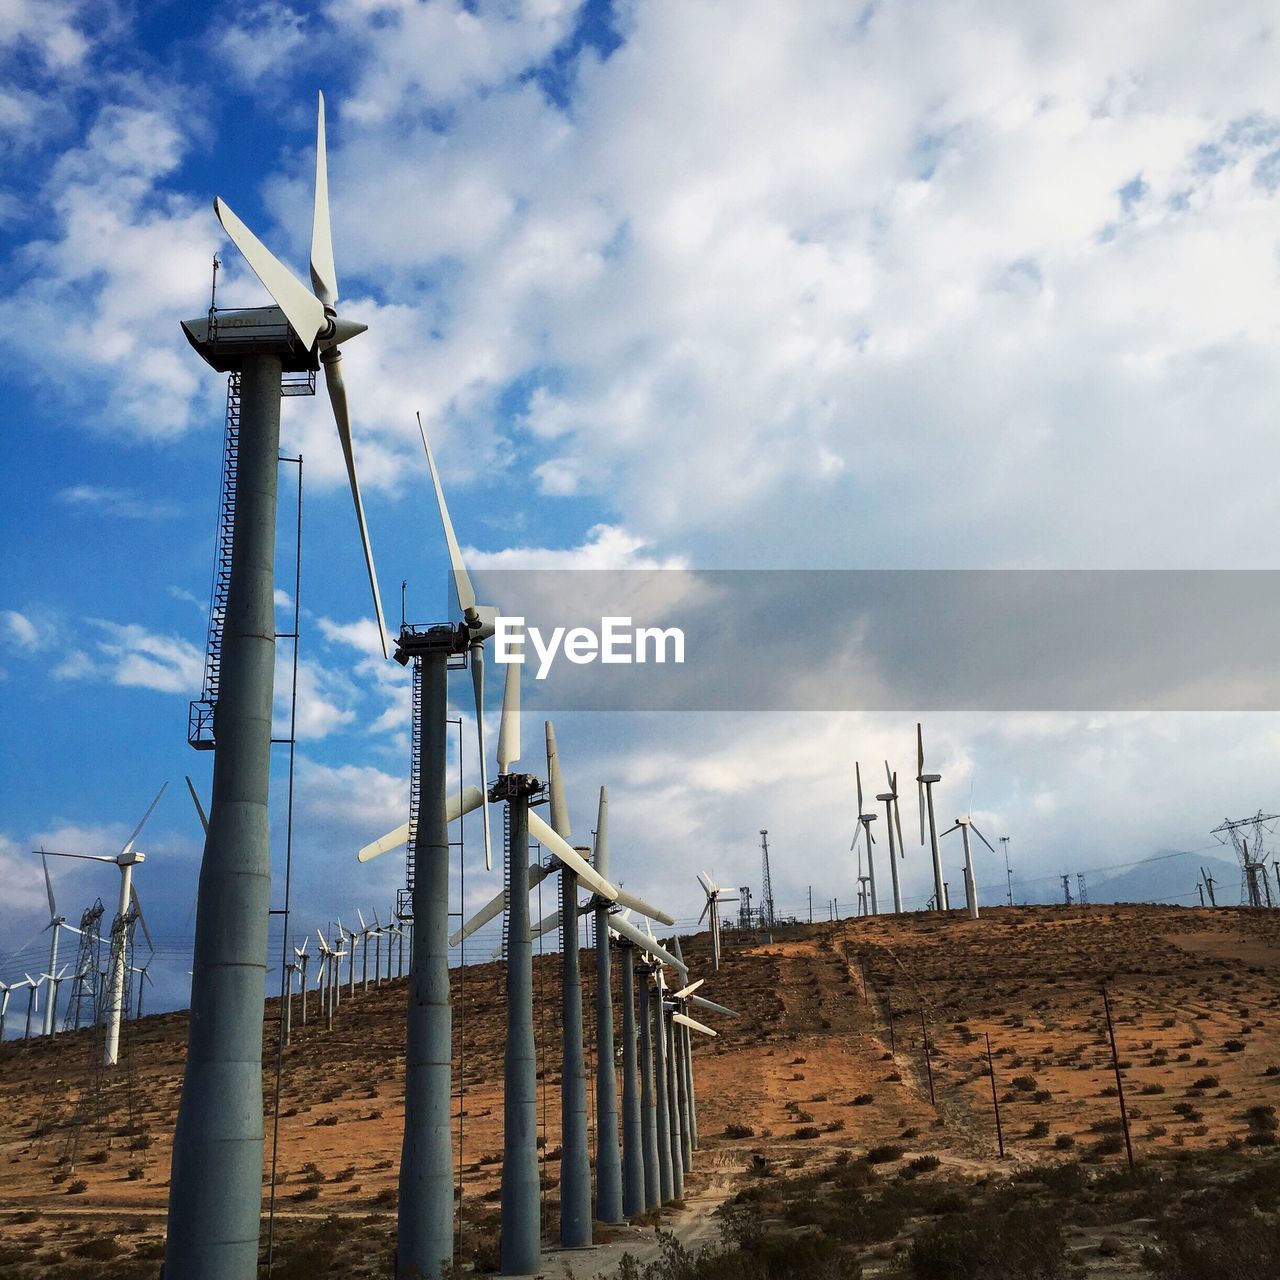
xmin=3 ymin=904 xmax=1280 ymax=1277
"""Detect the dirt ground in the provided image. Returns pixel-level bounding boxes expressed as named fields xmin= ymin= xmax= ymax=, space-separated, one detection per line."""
xmin=2 ymin=904 xmax=1280 ymax=1275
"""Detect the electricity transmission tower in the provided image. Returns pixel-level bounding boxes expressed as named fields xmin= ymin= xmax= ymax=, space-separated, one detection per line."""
xmin=759 ymin=830 xmax=775 ymax=929
xmin=1076 ymin=873 xmax=1089 ymax=906
xmin=1061 ymin=874 xmax=1073 ymax=906
xmin=1210 ymin=812 xmax=1280 ymax=907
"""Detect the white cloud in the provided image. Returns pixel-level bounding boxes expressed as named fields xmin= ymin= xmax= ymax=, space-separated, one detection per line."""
xmin=1 ymin=610 xmax=45 ymax=651
xmin=52 ymin=619 xmax=203 ymax=693
xmin=56 ymin=484 xmax=181 ymax=518
xmin=0 ymin=0 xmax=91 ymax=73
xmin=0 ymin=96 xmax=219 ymax=438
xmin=215 ymin=3 xmax=310 ymax=86
xmin=275 ymin=658 xmax=360 ymax=740
xmin=466 ymin=523 xmax=686 ymax=571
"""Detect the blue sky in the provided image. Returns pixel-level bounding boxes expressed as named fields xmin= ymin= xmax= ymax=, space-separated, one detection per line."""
xmin=4 ymin=1 xmax=1280 ymax=1025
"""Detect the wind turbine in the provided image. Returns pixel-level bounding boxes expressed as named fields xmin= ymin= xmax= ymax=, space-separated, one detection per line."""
xmin=168 ymin=90 xmax=391 ymax=1279
xmin=0 ymin=981 xmax=13 ymax=1041
xmin=615 ymin=919 xmax=645 ymax=1217
xmin=37 ymin=854 xmax=82 ymax=1035
xmin=41 ymin=784 xmax=165 ymax=1064
xmin=19 ymin=977 xmax=42 ymax=1039
xmin=356 ymin=909 xmax=374 ymax=991
xmin=941 ymin=814 xmax=996 ymax=921
xmin=293 ymin=939 xmax=310 ymax=1025
xmin=18 ymin=976 xmax=41 ymax=1040
xmin=590 ymin=786 xmax=624 ymax=1226
xmin=648 ymin=957 xmax=676 ymax=1201
xmin=877 ymin=762 xmax=906 ymax=914
xmin=916 ymin=724 xmax=946 ymax=912
xmin=851 ymin=763 xmax=879 ymax=914
xmin=695 ymin=873 xmax=737 ymax=971
xmin=543 ymin=722 xmax=591 ymax=1250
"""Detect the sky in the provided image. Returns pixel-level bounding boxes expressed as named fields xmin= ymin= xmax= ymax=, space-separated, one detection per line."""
xmin=3 ymin=0 xmax=1280 ymax=1027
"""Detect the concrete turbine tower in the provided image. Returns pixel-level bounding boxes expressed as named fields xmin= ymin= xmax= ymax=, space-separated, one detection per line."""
xmin=941 ymin=816 xmax=996 ymax=921
xmin=851 ymin=763 xmax=879 ymax=915
xmin=916 ymin=724 xmax=946 ymax=912
xmin=877 ymin=762 xmax=907 ymax=915
xmin=591 ymin=787 xmax=625 ymax=1225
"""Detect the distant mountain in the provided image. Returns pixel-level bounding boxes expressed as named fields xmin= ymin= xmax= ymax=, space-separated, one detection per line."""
xmin=1087 ymin=850 xmax=1244 ymax=907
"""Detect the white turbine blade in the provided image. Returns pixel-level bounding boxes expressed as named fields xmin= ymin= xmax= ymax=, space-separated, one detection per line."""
xmin=940 ymin=823 xmax=961 ymax=837
xmin=916 ymin=723 xmax=926 ymax=844
xmin=527 ymin=810 xmax=616 ymax=900
xmin=696 ymin=870 xmax=718 ymax=896
xmin=471 ymin=643 xmax=492 ymax=871
xmin=449 ymin=861 xmax=553 ymax=946
xmin=970 ymin=823 xmax=997 ymax=853
xmin=130 ymin=886 xmax=155 ymax=956
xmin=356 ymin=907 xmax=367 ymax=932
xmin=214 ymin=197 xmax=326 ymax=346
xmin=497 ymin=641 xmax=521 ymax=773
xmin=849 ymin=822 xmax=861 ymax=854
xmin=673 ymin=977 xmax=704 ymax=1000
xmin=309 ymin=91 xmax=338 ymax=307
xmin=884 ymin=760 xmax=894 ymax=791
xmin=42 ymin=850 xmax=117 ymax=863
xmin=591 ymin=785 xmax=611 ymax=883
xmin=121 ymin=782 xmax=168 ymax=856
xmin=690 ymin=993 xmax=739 ymax=1018
xmin=545 ymin=721 xmax=570 ymax=838
xmin=185 ymin=775 xmax=209 ymax=834
xmin=672 ymin=1012 xmax=716 ymax=1037
xmin=41 ymin=854 xmax=55 ymax=921
xmin=357 ymin=785 xmax=485 ymax=862
xmin=451 ymin=887 xmax=506 ymax=947
xmin=855 ymin=761 xmax=863 ymax=814
xmin=893 ymin=792 xmax=905 ymax=856
xmin=611 ymin=885 xmax=675 ymax=926
xmin=416 ymin=411 xmax=477 ymax=616
xmin=531 ymin=908 xmax=561 ymax=939
xmin=324 ymin=356 xmax=389 ymax=659
xmin=696 ymin=898 xmax=710 ymax=926
xmin=609 ymin=913 xmax=688 ymax=977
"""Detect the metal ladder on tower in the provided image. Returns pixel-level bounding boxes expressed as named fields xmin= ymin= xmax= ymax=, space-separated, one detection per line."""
xmin=398 ymin=656 xmax=424 ymax=922
xmin=188 ymin=372 xmax=241 ymax=749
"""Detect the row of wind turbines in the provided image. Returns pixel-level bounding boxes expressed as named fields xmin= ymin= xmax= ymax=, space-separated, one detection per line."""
xmin=339 ymin=405 xmax=739 ymax=1273
xmin=5 ymin=787 xmax=165 ymax=1060
xmin=851 ymin=725 xmax=1001 ymax=921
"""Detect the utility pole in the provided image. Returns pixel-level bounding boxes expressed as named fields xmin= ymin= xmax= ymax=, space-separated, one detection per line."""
xmin=1101 ymin=986 xmax=1135 ymax=1170
xmin=807 ymin=885 xmax=812 ymax=924
xmin=1197 ymin=882 xmax=1205 ymax=908
xmin=1000 ymin=836 xmax=1013 ymax=906
xmin=919 ymin=1006 xmax=935 ymax=1106
xmin=985 ymin=1032 xmax=1004 ymax=1157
